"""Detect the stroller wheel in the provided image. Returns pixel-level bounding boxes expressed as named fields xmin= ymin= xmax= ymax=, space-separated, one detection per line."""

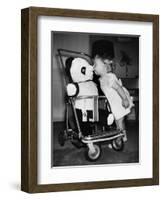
xmin=58 ymin=130 xmax=67 ymax=146
xmin=112 ymin=137 xmax=124 ymax=151
xmin=85 ymin=144 xmax=101 ymax=161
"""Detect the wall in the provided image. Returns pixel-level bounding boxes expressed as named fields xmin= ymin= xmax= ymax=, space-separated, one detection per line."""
xmin=0 ymin=0 xmax=162 ymax=200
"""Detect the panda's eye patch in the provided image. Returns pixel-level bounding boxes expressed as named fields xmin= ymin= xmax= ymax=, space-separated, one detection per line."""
xmin=81 ymin=66 xmax=86 ymax=75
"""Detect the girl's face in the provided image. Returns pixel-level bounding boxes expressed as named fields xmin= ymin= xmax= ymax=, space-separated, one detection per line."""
xmin=93 ymin=56 xmax=112 ymax=76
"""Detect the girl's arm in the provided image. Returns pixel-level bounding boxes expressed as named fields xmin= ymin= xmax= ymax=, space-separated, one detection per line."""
xmin=112 ymin=81 xmax=129 ymax=108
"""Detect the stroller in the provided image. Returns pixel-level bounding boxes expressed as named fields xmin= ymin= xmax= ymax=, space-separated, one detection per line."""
xmin=57 ymin=49 xmax=125 ymax=161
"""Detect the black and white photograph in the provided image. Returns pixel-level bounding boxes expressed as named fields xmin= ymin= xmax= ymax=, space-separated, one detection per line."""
xmin=52 ymin=32 xmax=139 ymax=167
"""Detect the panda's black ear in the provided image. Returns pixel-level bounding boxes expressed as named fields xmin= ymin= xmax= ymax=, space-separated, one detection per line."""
xmin=65 ymin=57 xmax=74 ymax=70
xmin=65 ymin=57 xmax=74 ymax=82
xmin=81 ymin=66 xmax=86 ymax=75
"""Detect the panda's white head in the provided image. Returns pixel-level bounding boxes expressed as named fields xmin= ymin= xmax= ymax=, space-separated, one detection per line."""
xmin=70 ymin=58 xmax=93 ymax=83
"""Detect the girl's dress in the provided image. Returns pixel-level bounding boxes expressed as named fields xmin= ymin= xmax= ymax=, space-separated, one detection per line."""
xmin=100 ymin=73 xmax=134 ymax=120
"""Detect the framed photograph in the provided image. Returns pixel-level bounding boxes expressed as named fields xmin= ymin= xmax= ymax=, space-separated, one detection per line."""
xmin=21 ymin=7 xmax=159 ymax=193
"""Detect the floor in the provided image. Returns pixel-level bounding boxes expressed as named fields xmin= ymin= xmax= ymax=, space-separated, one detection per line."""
xmin=52 ymin=121 xmax=139 ymax=167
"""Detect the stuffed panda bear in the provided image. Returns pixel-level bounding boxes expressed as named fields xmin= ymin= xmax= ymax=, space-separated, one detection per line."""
xmin=66 ymin=57 xmax=114 ymax=137
xmin=66 ymin=57 xmax=98 ymax=136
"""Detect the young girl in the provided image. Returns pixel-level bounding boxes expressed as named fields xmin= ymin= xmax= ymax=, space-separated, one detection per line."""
xmin=93 ymin=55 xmax=134 ymax=142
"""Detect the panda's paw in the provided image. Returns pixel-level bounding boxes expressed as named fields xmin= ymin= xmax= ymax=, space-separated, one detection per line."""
xmin=66 ymin=83 xmax=78 ymax=96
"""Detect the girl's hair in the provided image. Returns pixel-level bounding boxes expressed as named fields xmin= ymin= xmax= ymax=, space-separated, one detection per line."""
xmin=95 ymin=54 xmax=115 ymax=73
xmin=105 ymin=62 xmax=115 ymax=73
xmin=106 ymin=62 xmax=114 ymax=73
xmin=91 ymin=40 xmax=115 ymax=60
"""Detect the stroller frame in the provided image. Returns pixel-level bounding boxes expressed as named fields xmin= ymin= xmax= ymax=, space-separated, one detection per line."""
xmin=57 ymin=49 xmax=125 ymax=161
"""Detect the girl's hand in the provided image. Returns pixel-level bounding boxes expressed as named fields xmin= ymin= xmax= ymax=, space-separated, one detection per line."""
xmin=122 ymin=98 xmax=129 ymax=108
